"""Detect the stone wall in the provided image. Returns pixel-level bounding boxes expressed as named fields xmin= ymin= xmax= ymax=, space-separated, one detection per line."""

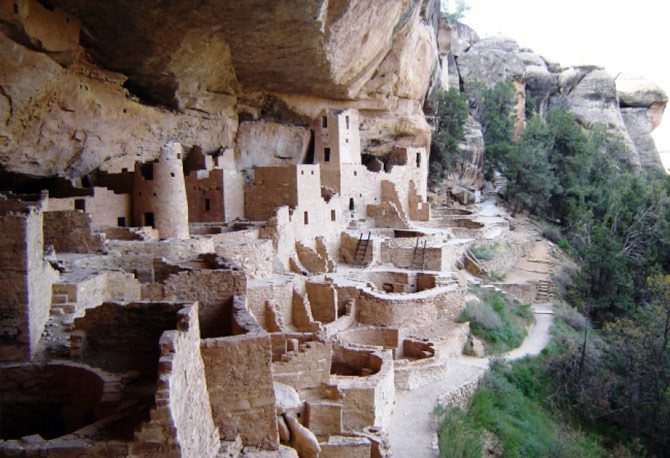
xmin=141 ymin=267 xmax=246 ymax=339
xmin=0 ymin=202 xmax=57 ymax=362
xmin=357 ymin=286 xmax=464 ymax=328
xmin=272 ymin=333 xmax=332 ymax=391
xmin=130 ymin=303 xmax=221 ymax=457
xmin=215 ymin=239 xmax=273 ymax=280
xmin=47 ymin=187 xmax=132 ymax=230
xmin=43 ymin=210 xmax=106 ymax=253
xmin=201 ymin=332 xmax=278 ymax=450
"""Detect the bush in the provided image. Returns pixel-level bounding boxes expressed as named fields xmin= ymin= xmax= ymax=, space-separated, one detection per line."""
xmin=461 ymin=300 xmax=503 ymax=330
xmin=436 ymin=406 xmax=483 ymax=458
xmin=462 ymin=289 xmax=533 ymax=354
xmin=469 ymin=242 xmax=497 ymax=261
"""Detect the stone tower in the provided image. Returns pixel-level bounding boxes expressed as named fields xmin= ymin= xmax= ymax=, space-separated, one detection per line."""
xmin=133 ymin=142 xmax=190 ymax=239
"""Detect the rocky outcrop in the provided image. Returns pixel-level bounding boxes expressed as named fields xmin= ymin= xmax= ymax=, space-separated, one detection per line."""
xmin=550 ymin=67 xmax=639 ymax=167
xmin=455 ymin=37 xmax=526 ymax=141
xmin=1 ymin=0 xmax=443 ymax=177
xmin=518 ymin=50 xmax=555 ymax=117
xmin=616 ymin=74 xmax=668 ymax=171
xmin=0 ymin=34 xmax=237 ymax=177
xmin=449 ymin=116 xmax=485 ymax=188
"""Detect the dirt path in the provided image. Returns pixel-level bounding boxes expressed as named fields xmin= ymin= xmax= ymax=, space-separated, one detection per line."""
xmin=388 ymin=304 xmax=555 ymax=457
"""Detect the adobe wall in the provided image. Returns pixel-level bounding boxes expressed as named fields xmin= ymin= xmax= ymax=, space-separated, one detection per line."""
xmin=247 ymin=276 xmax=295 ymax=332
xmin=245 ymin=166 xmax=299 ymax=221
xmin=313 ymin=109 xmax=361 ymax=171
xmin=306 ymin=281 xmax=338 ymax=324
xmin=271 ymin=334 xmax=332 ymax=391
xmin=356 ymin=286 xmax=464 ymax=328
xmin=261 ymin=198 xmax=342 ymax=272
xmin=0 ymin=204 xmax=56 ymax=362
xmin=133 ymin=142 xmax=190 ymax=239
xmin=141 ymin=268 xmax=246 ymax=339
xmin=201 ymin=333 xmax=278 ymax=450
xmin=43 ymin=210 xmax=106 ymax=253
xmin=47 ymin=187 xmax=132 ymax=230
xmin=186 ymin=169 xmax=245 ymax=223
xmin=73 ymin=302 xmax=184 ymax=374
xmin=215 ymin=239 xmax=273 ymax=280
xmin=130 ymin=303 xmax=221 ymax=458
xmin=332 ymin=347 xmax=395 ymax=431
xmin=52 ymin=271 xmax=140 ymax=315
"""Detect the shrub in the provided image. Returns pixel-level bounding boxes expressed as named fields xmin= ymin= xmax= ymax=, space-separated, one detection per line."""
xmin=461 ymin=300 xmax=503 ymax=330
xmin=436 ymin=406 xmax=483 ymax=458
xmin=462 ymin=289 xmax=533 ymax=354
xmin=469 ymin=242 xmax=497 ymax=261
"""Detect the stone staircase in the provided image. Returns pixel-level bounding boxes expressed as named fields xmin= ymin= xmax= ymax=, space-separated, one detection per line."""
xmin=535 ymin=279 xmax=555 ymax=303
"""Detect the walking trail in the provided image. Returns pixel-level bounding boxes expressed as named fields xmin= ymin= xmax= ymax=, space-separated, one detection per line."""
xmin=388 ymin=303 xmax=555 ymax=457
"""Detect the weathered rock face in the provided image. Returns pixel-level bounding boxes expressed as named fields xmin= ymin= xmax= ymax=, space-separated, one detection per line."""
xmin=235 ymin=122 xmax=311 ymax=170
xmin=456 ymin=37 xmax=526 ymax=95
xmin=550 ymin=67 xmax=639 ymax=167
xmin=455 ymin=36 xmax=526 ymax=141
xmin=0 ymin=34 xmax=237 ymax=177
xmin=451 ymin=116 xmax=485 ymax=188
xmin=50 ymin=0 xmax=413 ymax=105
xmin=1 ymin=0 xmax=442 ymax=177
xmin=518 ymin=50 xmax=555 ymax=117
xmin=616 ymin=74 xmax=668 ymax=171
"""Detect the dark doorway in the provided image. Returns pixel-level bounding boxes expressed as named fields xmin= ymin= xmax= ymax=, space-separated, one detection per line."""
xmin=143 ymin=212 xmax=155 ymax=228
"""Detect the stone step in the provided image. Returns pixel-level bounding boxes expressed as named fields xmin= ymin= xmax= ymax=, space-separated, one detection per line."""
xmin=51 ymin=293 xmax=70 ymax=304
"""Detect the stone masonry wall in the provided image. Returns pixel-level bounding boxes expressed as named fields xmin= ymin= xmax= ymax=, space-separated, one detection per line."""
xmin=201 ymin=333 xmax=278 ymax=450
xmin=0 ymin=205 xmax=56 ymax=362
xmin=130 ymin=304 xmax=220 ymax=458
xmin=43 ymin=210 xmax=106 ymax=253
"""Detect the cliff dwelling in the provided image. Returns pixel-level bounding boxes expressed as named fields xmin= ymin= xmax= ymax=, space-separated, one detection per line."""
xmin=1 ymin=0 xmax=665 ymax=457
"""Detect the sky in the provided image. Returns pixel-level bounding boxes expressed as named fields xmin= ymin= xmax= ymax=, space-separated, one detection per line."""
xmin=458 ymin=0 xmax=670 ymax=169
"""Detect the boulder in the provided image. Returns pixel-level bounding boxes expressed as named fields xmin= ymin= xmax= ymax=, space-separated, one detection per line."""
xmin=616 ymin=73 xmax=668 ymax=108
xmin=456 ymin=37 xmax=525 ymax=92
xmin=450 ymin=185 xmax=476 ymax=205
xmin=450 ymin=116 xmax=484 ymax=188
xmin=621 ymin=108 xmax=664 ymax=171
xmin=274 ymin=382 xmax=302 ymax=415
xmin=283 ymin=413 xmax=321 ymax=458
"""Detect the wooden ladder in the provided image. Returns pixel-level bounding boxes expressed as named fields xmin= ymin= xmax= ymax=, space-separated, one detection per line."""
xmin=353 ymin=232 xmax=372 ymax=267
xmin=411 ymin=238 xmax=427 ymax=271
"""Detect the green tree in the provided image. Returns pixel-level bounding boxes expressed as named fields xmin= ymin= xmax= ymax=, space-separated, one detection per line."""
xmin=470 ymin=80 xmax=517 ymax=178
xmin=429 ymin=88 xmax=469 ymax=181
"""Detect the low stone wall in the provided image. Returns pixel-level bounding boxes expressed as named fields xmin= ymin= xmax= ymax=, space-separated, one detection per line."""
xmin=435 ymin=375 xmax=483 ymax=410
xmin=272 ymin=334 xmax=332 ymax=391
xmin=357 ymin=286 xmax=464 ymax=328
xmin=215 ymin=239 xmax=273 ymax=279
xmin=332 ymin=347 xmax=395 ymax=432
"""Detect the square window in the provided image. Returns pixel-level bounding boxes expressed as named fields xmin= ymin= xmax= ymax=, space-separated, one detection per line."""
xmin=74 ymin=199 xmax=85 ymax=211
xmin=117 ymin=217 xmax=126 ymax=227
